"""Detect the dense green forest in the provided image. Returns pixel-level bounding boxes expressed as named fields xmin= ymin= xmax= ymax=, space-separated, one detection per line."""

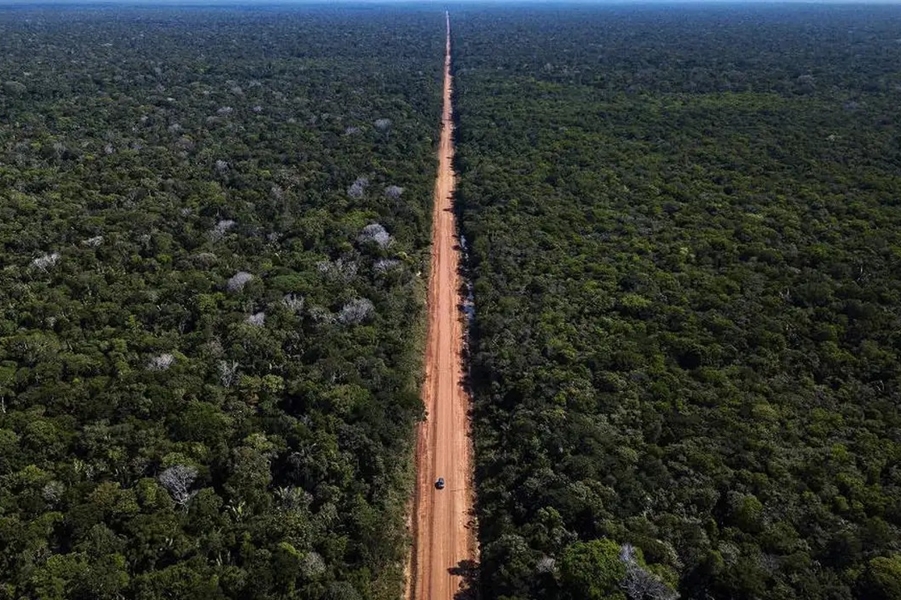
xmin=0 ymin=6 xmax=442 ymax=598
xmin=452 ymin=5 xmax=901 ymax=599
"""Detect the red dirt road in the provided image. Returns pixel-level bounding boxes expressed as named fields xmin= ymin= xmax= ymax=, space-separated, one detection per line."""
xmin=407 ymin=12 xmax=476 ymax=600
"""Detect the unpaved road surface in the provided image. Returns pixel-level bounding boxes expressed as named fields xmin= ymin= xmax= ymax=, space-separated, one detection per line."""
xmin=407 ymin=12 xmax=476 ymax=600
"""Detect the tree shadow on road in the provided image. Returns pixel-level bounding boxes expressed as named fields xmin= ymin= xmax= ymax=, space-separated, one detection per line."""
xmin=449 ymin=559 xmax=480 ymax=600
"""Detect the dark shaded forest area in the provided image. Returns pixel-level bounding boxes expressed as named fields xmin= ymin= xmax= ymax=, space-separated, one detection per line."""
xmin=452 ymin=5 xmax=901 ymax=599
xmin=0 ymin=6 xmax=442 ymax=599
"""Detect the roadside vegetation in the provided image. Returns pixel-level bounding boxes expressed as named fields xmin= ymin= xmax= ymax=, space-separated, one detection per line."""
xmin=0 ymin=6 xmax=442 ymax=599
xmin=453 ymin=5 xmax=901 ymax=599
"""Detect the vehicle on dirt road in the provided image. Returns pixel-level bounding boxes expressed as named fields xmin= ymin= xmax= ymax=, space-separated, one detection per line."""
xmin=435 ymin=477 xmax=445 ymax=490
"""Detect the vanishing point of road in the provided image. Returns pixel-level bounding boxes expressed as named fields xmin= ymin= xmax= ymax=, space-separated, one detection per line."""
xmin=407 ymin=11 xmax=477 ymax=600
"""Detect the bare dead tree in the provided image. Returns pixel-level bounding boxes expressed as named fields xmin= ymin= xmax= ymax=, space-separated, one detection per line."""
xmin=357 ymin=223 xmax=392 ymax=248
xmin=210 ymin=219 xmax=236 ymax=240
xmin=374 ymin=117 xmax=392 ymax=140
xmin=384 ymin=185 xmax=404 ymax=200
xmin=147 ymin=353 xmax=175 ymax=371
xmin=31 ymin=252 xmax=61 ymax=271
xmin=226 ymin=271 xmax=253 ymax=293
xmin=282 ymin=293 xmax=305 ymax=313
xmin=338 ymin=298 xmax=374 ymax=325
xmin=158 ymin=465 xmax=198 ymax=507
xmin=374 ymin=259 xmax=400 ymax=273
xmin=218 ymin=360 xmax=239 ymax=388
xmin=347 ymin=176 xmax=368 ymax=199
xmin=620 ymin=543 xmax=679 ymax=600
xmin=246 ymin=312 xmax=266 ymax=327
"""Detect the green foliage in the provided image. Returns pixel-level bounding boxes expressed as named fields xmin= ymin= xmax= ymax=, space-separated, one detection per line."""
xmin=859 ymin=556 xmax=901 ymax=600
xmin=453 ymin=4 xmax=901 ymax=599
xmin=559 ymin=540 xmax=626 ymax=600
xmin=0 ymin=5 xmax=442 ymax=599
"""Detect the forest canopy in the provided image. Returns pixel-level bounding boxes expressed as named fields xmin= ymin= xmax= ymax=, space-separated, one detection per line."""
xmin=0 ymin=5 xmax=443 ymax=599
xmin=452 ymin=4 xmax=901 ymax=600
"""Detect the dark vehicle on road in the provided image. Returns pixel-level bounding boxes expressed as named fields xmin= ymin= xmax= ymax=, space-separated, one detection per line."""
xmin=435 ymin=477 xmax=445 ymax=490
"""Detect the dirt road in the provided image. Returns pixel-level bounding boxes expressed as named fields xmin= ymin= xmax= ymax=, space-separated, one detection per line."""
xmin=407 ymin=11 xmax=476 ymax=600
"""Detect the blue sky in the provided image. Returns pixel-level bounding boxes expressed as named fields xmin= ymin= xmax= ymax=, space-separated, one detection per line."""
xmin=2 ymin=0 xmax=901 ymax=3
xmin=2 ymin=0 xmax=901 ymax=5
